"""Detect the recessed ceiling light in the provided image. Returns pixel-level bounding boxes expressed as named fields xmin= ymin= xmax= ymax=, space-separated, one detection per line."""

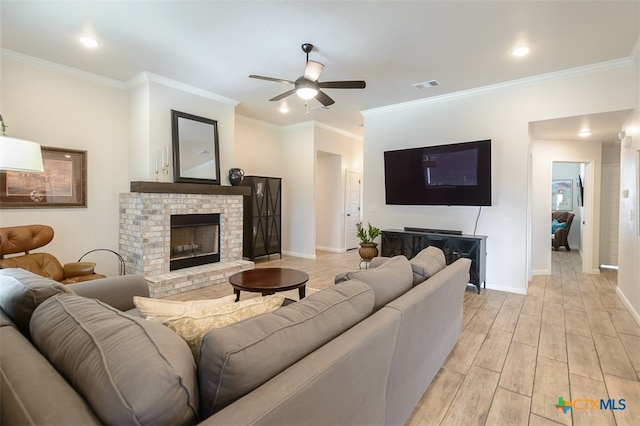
xmin=511 ymin=46 xmax=530 ymax=57
xmin=579 ymin=129 xmax=591 ymax=137
xmin=279 ymin=105 xmax=289 ymax=114
xmin=79 ymin=36 xmax=100 ymax=48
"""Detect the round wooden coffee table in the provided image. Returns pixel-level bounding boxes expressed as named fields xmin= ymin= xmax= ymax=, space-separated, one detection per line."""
xmin=229 ymin=267 xmax=309 ymax=302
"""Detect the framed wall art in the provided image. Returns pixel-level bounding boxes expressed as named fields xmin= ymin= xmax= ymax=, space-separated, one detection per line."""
xmin=0 ymin=146 xmax=87 ymax=208
xmin=552 ymin=179 xmax=573 ymax=211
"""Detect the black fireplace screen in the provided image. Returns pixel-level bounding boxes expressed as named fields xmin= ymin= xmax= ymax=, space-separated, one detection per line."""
xmin=170 ymin=213 xmax=220 ymax=271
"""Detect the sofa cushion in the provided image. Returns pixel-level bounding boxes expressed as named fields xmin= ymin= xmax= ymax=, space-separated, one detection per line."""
xmin=0 ymin=325 xmax=101 ymax=425
xmin=30 ymin=294 xmax=199 ymax=426
xmin=409 ymin=246 xmax=447 ymax=285
xmin=198 ymin=280 xmax=375 ymax=417
xmin=134 ymin=294 xmax=237 ymax=322
xmin=337 ymin=256 xmax=413 ymax=311
xmin=0 ymin=268 xmax=71 ymax=337
xmin=163 ymin=295 xmax=285 ymax=359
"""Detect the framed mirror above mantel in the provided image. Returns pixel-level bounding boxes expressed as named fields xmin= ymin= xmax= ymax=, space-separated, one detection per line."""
xmin=171 ymin=110 xmax=221 ymax=184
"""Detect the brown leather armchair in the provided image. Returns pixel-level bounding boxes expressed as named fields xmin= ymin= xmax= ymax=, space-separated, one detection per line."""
xmin=552 ymin=212 xmax=575 ymax=251
xmin=0 ymin=225 xmax=107 ymax=284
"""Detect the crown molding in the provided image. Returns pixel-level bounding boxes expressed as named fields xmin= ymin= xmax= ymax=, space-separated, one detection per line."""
xmin=235 ymin=114 xmax=281 ymax=130
xmin=315 ymin=121 xmax=363 ymax=140
xmin=1 ymin=49 xmax=240 ymax=106
xmin=126 ymin=72 xmax=239 ymax=106
xmin=362 ymin=58 xmax=635 ymax=116
xmin=1 ymin=49 xmax=128 ymax=89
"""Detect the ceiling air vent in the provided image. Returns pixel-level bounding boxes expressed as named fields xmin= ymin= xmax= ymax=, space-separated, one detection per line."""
xmin=412 ymin=80 xmax=439 ymax=89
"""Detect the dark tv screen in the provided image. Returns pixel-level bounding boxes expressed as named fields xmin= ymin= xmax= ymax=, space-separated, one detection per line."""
xmin=384 ymin=139 xmax=491 ymax=206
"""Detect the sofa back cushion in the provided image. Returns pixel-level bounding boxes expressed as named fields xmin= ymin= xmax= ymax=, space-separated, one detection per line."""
xmin=198 ymin=280 xmax=374 ymax=417
xmin=0 ymin=268 xmax=71 ymax=337
xmin=30 ymin=294 xmax=199 ymax=425
xmin=338 ymin=256 xmax=413 ymax=310
xmin=409 ymin=246 xmax=447 ymax=285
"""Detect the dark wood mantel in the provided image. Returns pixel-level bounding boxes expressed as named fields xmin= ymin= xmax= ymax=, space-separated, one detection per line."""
xmin=130 ymin=181 xmax=251 ymax=196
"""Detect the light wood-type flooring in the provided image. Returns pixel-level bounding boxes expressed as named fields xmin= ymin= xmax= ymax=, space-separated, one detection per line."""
xmin=165 ymin=249 xmax=640 ymax=425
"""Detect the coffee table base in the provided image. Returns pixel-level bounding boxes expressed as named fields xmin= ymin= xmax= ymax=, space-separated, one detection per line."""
xmin=229 ymin=268 xmax=309 ymax=302
xmin=234 ymin=286 xmax=306 ymax=302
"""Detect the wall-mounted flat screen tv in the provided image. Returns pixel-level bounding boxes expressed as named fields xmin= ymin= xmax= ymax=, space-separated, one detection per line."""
xmin=384 ymin=139 xmax=492 ymax=206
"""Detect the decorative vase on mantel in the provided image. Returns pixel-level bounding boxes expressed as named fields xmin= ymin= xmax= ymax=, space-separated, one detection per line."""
xmin=228 ymin=168 xmax=244 ymax=186
xmin=358 ymin=242 xmax=379 ymax=263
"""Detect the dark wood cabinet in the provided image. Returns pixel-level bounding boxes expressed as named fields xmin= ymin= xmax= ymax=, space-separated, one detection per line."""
xmin=381 ymin=229 xmax=487 ymax=293
xmin=241 ymin=176 xmax=282 ymax=260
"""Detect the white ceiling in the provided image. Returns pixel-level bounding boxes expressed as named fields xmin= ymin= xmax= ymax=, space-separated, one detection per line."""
xmin=1 ymin=1 xmax=638 ymax=141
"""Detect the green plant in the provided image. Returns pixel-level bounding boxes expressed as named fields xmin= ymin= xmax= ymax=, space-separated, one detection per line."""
xmin=356 ymin=222 xmax=381 ymax=244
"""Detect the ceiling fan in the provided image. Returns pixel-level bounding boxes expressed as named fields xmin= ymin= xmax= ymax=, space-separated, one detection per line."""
xmin=249 ymin=43 xmax=366 ymax=107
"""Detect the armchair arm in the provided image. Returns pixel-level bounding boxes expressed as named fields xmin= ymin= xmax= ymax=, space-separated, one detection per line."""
xmin=63 ymin=262 xmax=96 ymax=278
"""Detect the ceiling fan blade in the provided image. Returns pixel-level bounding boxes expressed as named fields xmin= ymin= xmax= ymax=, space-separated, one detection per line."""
xmin=318 ymin=80 xmax=366 ymax=89
xmin=269 ymin=89 xmax=297 ymax=102
xmin=315 ymin=90 xmax=335 ymax=107
xmin=304 ymin=60 xmax=324 ymax=82
xmin=249 ymin=74 xmax=295 ymax=85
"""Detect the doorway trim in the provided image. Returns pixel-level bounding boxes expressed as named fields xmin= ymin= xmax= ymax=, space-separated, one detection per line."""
xmin=547 ymin=159 xmax=599 ymax=274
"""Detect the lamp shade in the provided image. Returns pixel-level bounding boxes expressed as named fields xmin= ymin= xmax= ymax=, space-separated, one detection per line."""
xmin=0 ymin=135 xmax=44 ymax=172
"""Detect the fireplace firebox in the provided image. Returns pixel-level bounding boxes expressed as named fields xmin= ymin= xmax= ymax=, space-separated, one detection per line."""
xmin=170 ymin=213 xmax=220 ymax=271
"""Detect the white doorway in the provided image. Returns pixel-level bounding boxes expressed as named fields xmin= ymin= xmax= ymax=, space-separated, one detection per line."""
xmin=345 ymin=170 xmax=361 ymax=250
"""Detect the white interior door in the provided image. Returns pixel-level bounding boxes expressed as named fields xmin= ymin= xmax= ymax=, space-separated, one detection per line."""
xmin=345 ymin=170 xmax=361 ymax=250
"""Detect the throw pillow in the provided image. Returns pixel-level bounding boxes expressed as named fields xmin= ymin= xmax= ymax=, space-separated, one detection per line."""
xmin=0 ymin=268 xmax=72 ymax=338
xmin=133 ymin=294 xmax=237 ymax=322
xmin=409 ymin=246 xmax=447 ymax=285
xmin=552 ymin=218 xmax=567 ymax=234
xmin=163 ymin=294 xmax=285 ymax=359
xmin=339 ymin=255 xmax=413 ymax=311
xmin=30 ymin=294 xmax=199 ymax=426
xmin=198 ymin=280 xmax=374 ymax=416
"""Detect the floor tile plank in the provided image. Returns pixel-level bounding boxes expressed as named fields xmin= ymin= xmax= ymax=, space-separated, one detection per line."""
xmin=485 ymin=387 xmax=531 ymax=426
xmin=440 ymin=366 xmax=500 ymax=426
xmin=499 ymin=341 xmax=537 ymax=397
xmin=592 ymin=333 xmax=638 ymax=380
xmin=569 ymin=374 xmax=615 ymax=426
xmin=566 ymin=333 xmax=603 ymax=381
xmin=531 ymin=357 xmax=572 ymax=425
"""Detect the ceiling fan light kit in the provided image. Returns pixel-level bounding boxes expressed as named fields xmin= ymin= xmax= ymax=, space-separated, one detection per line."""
xmin=250 ymin=43 xmax=366 ymax=108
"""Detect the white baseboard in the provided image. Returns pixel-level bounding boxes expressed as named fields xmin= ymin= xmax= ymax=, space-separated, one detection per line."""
xmin=281 ymin=250 xmax=317 ymax=260
xmin=315 ymin=246 xmax=346 ymax=253
xmin=616 ymin=287 xmax=640 ymax=328
xmin=484 ymin=283 xmax=527 ymax=295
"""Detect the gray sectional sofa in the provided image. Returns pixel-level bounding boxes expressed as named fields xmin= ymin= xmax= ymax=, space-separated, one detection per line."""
xmin=0 ymin=249 xmax=471 ymax=426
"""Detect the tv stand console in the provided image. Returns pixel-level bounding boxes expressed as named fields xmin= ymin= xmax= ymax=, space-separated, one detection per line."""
xmin=381 ymin=229 xmax=487 ymax=293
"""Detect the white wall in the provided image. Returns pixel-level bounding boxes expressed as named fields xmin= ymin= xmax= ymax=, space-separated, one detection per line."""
xmin=362 ymin=60 xmax=636 ymax=294
xmin=0 ymin=56 xmax=129 ymax=276
xmin=234 ymin=118 xmax=363 ymax=257
xmin=315 ymin=153 xmax=342 ymax=251
xmin=315 ymin=124 xmax=363 ymax=252
xmin=281 ymin=122 xmax=315 ymax=258
xmin=234 ymin=115 xmax=283 ymax=179
xmin=144 ymin=78 xmax=237 ymax=182
xmin=617 ymin=41 xmax=640 ymax=324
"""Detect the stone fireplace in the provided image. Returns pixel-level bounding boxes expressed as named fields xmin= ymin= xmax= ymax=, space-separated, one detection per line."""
xmin=119 ymin=182 xmax=253 ymax=298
